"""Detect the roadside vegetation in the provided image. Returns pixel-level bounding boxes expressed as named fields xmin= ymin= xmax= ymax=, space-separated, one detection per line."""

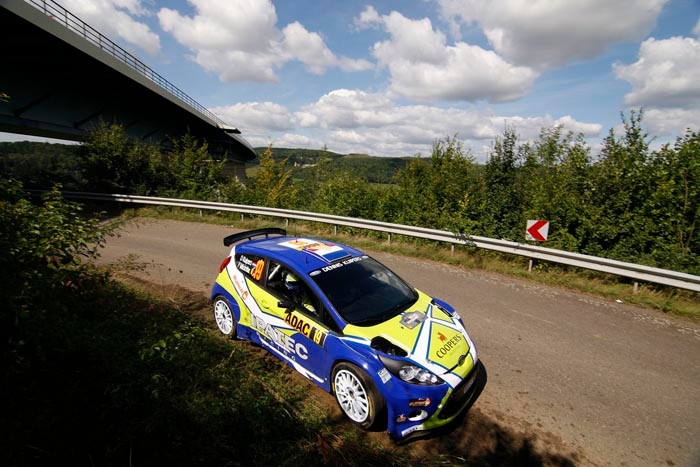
xmin=2 ymin=111 xmax=698 ymax=277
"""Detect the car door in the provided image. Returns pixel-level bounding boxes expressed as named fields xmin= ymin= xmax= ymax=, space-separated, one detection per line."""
xmin=263 ymin=260 xmax=334 ymax=386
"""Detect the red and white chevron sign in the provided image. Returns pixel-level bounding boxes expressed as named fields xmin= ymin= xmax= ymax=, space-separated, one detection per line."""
xmin=526 ymin=220 xmax=549 ymax=242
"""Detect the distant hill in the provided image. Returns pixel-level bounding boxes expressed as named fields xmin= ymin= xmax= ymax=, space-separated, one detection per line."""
xmin=252 ymin=147 xmax=412 ymax=184
xmin=0 ymin=141 xmax=82 ymax=189
xmin=0 ymin=141 xmax=412 ymax=186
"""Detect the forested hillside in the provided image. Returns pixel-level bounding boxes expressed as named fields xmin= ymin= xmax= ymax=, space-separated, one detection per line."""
xmin=1 ymin=111 xmax=698 ymax=274
xmin=249 ymin=147 xmax=410 ymax=184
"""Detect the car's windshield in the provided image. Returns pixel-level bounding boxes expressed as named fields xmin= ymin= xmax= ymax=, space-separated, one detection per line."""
xmin=309 ymin=256 xmax=418 ymax=326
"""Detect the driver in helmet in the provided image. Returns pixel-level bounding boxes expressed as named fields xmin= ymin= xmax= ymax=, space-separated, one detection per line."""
xmin=284 ymin=272 xmax=317 ymax=315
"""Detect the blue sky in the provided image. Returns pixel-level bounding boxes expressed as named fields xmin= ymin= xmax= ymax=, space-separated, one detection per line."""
xmin=4 ymin=0 xmax=700 ymax=161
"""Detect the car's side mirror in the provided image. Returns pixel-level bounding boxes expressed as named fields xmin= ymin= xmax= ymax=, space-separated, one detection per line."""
xmin=278 ymin=300 xmax=294 ymax=310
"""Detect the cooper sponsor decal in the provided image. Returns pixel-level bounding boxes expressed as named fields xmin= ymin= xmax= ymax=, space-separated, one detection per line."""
xmin=251 ymin=314 xmax=309 ymax=360
xmin=435 ymin=334 xmax=462 ymax=359
xmin=284 ymin=312 xmax=327 ymax=346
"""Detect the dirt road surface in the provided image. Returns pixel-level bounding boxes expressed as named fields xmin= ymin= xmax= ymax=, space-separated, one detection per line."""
xmin=98 ymin=219 xmax=700 ymax=466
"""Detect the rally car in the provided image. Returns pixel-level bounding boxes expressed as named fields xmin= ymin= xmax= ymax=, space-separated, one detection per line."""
xmin=210 ymin=228 xmax=485 ymax=440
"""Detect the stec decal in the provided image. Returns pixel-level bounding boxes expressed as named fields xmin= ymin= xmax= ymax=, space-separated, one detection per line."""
xmin=251 ymin=314 xmax=309 ymax=360
xmin=284 ymin=312 xmax=327 ymax=346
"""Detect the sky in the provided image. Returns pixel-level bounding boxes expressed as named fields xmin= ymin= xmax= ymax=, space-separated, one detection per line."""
xmin=3 ymin=0 xmax=700 ymax=161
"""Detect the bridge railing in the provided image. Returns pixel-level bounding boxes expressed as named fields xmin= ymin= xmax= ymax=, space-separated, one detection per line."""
xmin=24 ymin=0 xmax=227 ymax=128
xmin=53 ymin=191 xmax=700 ymax=293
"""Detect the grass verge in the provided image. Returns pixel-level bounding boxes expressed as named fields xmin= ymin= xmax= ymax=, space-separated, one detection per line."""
xmin=122 ymin=205 xmax=699 ymax=320
xmin=1 ymin=270 xmax=581 ymax=466
xmin=0 ymin=270 xmax=401 ymax=466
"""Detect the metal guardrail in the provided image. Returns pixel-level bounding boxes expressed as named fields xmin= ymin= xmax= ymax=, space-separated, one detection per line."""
xmin=24 ymin=0 xmax=227 ymax=127
xmin=57 ymin=191 xmax=700 ymax=293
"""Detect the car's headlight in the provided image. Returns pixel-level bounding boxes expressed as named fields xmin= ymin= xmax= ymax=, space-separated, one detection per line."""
xmin=378 ymin=355 xmax=443 ymax=386
xmin=399 ymin=365 xmax=441 ymax=384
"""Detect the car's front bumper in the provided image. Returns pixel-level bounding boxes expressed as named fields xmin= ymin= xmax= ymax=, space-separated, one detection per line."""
xmin=386 ymin=360 xmax=486 ymax=440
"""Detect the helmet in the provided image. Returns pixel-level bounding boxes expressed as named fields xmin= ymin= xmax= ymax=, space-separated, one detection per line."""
xmin=284 ymin=272 xmax=301 ymax=299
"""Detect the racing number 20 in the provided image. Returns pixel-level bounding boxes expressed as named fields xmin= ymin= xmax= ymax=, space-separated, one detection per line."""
xmin=251 ymin=260 xmax=265 ymax=281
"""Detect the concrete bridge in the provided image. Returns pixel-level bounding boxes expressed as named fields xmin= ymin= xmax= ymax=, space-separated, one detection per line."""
xmin=0 ymin=0 xmax=256 ymax=163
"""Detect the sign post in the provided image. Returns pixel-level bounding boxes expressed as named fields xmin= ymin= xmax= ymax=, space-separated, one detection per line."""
xmin=526 ymin=220 xmax=549 ymax=272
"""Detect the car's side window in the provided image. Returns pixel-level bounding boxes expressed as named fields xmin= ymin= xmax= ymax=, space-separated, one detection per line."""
xmin=265 ymin=261 xmax=319 ymax=313
xmin=235 ymin=254 xmax=267 ymax=284
xmin=263 ymin=261 xmax=342 ymax=333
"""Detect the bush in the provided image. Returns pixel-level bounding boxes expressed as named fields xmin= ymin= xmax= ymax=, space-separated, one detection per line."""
xmin=0 ymin=180 xmax=116 ymax=360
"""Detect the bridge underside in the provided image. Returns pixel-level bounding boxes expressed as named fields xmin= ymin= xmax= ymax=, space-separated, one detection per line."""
xmin=0 ymin=0 xmax=255 ymax=162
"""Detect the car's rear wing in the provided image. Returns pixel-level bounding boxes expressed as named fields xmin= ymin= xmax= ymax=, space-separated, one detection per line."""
xmin=223 ymin=228 xmax=287 ymax=247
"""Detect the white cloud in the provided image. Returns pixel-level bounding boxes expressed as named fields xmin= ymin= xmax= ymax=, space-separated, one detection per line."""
xmin=209 ymin=102 xmax=294 ymax=133
xmin=354 ymin=5 xmax=382 ymax=30
xmin=60 ymin=0 xmax=161 ymax=56
xmin=642 ymin=108 xmax=700 ymax=137
xmin=158 ymin=0 xmax=370 ymax=82
xmin=360 ymin=9 xmax=536 ymax=102
xmin=614 ymin=37 xmax=700 ymax=108
xmin=217 ymin=89 xmax=602 ymax=161
xmin=437 ymin=0 xmax=668 ymax=69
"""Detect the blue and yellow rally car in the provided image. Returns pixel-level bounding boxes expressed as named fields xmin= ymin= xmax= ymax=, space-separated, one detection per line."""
xmin=210 ymin=228 xmax=484 ymax=439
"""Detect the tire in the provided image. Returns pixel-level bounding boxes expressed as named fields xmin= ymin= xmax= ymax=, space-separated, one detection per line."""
xmin=332 ymin=362 xmax=385 ymax=430
xmin=213 ymin=296 xmax=236 ymax=338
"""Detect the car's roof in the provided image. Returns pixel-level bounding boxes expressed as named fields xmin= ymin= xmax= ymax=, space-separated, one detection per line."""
xmin=236 ymin=235 xmax=365 ymax=274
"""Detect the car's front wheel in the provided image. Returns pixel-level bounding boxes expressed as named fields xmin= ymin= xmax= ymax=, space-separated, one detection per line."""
xmin=332 ymin=362 xmax=385 ymax=430
xmin=213 ymin=296 xmax=236 ymax=337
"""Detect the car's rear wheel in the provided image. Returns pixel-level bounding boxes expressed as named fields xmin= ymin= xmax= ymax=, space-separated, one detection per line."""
xmin=332 ymin=362 xmax=385 ymax=430
xmin=213 ymin=296 xmax=236 ymax=337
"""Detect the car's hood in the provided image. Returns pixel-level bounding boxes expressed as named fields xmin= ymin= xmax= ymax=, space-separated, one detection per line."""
xmin=342 ymin=291 xmax=477 ymax=388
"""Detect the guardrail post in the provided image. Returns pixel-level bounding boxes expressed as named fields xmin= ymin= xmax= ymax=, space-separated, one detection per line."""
xmin=334 ymin=225 xmax=337 ymax=236
xmin=528 ymin=259 xmax=533 ymax=273
xmin=286 ymin=218 xmax=289 ymax=227
xmin=451 ymin=244 xmax=455 ymax=256
xmin=633 ymin=282 xmax=639 ymax=294
xmin=388 ymin=233 xmax=392 ymax=245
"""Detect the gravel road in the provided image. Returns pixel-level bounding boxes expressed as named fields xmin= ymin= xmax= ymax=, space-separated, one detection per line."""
xmin=97 ymin=218 xmax=700 ymax=466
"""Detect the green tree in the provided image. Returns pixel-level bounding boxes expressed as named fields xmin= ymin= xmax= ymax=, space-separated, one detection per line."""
xmin=391 ymin=136 xmax=482 ymax=233
xmin=584 ymin=110 xmax=654 ymax=259
xmin=161 ymin=134 xmax=224 ymax=200
xmin=644 ymin=130 xmax=700 ymax=272
xmin=482 ymin=126 xmax=528 ymax=240
xmin=78 ymin=121 xmax=163 ymax=194
xmin=243 ymin=146 xmax=297 ymax=208
xmin=521 ymin=126 xmax=593 ymax=250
